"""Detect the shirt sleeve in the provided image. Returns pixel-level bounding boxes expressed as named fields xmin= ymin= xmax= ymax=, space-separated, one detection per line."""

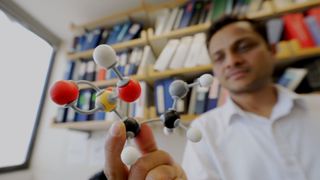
xmin=181 ymin=121 xmax=221 ymax=180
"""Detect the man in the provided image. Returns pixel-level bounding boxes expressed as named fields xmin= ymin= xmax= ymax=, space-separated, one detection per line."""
xmin=103 ymin=16 xmax=320 ymax=180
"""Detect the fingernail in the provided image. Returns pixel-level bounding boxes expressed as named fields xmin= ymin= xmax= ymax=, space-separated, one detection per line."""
xmin=110 ymin=121 xmax=122 ymax=137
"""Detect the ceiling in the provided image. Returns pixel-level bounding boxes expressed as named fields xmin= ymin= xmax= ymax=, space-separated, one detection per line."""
xmin=12 ymin=0 xmax=168 ymax=42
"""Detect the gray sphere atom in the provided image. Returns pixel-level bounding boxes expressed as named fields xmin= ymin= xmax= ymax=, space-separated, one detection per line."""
xmin=169 ymin=80 xmax=189 ymax=98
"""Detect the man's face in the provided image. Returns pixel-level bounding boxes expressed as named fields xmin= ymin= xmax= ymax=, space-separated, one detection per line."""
xmin=208 ymin=21 xmax=275 ymax=94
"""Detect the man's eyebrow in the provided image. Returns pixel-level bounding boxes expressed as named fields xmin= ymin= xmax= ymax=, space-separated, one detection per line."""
xmin=232 ymin=37 xmax=254 ymax=45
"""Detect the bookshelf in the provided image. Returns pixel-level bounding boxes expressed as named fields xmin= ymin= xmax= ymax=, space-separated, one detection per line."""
xmin=52 ymin=0 xmax=320 ymax=131
xmin=67 ymin=30 xmax=148 ymax=60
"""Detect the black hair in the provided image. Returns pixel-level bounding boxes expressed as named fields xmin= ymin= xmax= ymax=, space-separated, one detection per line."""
xmin=206 ymin=15 xmax=269 ymax=49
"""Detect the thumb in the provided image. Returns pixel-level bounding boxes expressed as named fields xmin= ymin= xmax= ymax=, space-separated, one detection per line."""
xmin=135 ymin=123 xmax=158 ymax=154
xmin=104 ymin=121 xmax=128 ymax=179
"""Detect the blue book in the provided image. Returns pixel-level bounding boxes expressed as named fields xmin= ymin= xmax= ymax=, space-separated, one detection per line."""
xmin=122 ymin=23 xmax=142 ymax=41
xmin=305 ymin=16 xmax=320 ymax=46
xmin=205 ymin=78 xmax=220 ymax=112
xmin=78 ymin=35 xmax=87 ymax=51
xmin=56 ymin=107 xmax=67 ymax=123
xmin=106 ymin=23 xmax=123 ymax=44
xmin=127 ymin=64 xmax=138 ymax=75
xmin=83 ymin=28 xmax=103 ymax=50
xmin=116 ymin=20 xmax=132 ymax=42
xmin=163 ymin=78 xmax=174 ymax=111
xmin=179 ymin=1 xmax=195 ymax=28
xmin=64 ymin=61 xmax=76 ymax=80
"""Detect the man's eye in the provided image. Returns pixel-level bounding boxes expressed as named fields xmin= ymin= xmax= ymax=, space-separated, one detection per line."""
xmin=237 ymin=42 xmax=255 ymax=52
xmin=213 ymin=55 xmax=224 ymax=63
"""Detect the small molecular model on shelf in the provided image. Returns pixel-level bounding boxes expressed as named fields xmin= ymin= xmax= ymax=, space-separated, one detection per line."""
xmin=49 ymin=44 xmax=213 ymax=165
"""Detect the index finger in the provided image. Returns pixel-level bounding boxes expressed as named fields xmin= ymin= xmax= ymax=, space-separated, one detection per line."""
xmin=134 ymin=123 xmax=158 ymax=154
xmin=104 ymin=121 xmax=128 ymax=179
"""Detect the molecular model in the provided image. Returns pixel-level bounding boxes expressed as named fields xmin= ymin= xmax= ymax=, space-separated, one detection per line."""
xmin=50 ymin=44 xmax=213 ymax=166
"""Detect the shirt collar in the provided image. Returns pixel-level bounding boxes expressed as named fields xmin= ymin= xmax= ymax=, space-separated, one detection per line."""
xmin=221 ymin=85 xmax=305 ymax=126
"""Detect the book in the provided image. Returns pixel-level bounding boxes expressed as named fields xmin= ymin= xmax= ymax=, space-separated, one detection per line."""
xmin=198 ymin=0 xmax=211 ymax=24
xmin=137 ymin=45 xmax=156 ymax=75
xmin=198 ymin=41 xmax=212 ymax=66
xmin=179 ymin=1 xmax=195 ymax=28
xmin=282 ymin=13 xmax=316 ymax=48
xmin=169 ymin=36 xmax=193 ymax=69
xmin=184 ymin=33 xmax=206 ymax=68
xmin=85 ymin=60 xmax=96 ymax=81
xmin=64 ymin=61 xmax=76 ymax=80
xmin=154 ymin=79 xmax=166 ymax=115
xmin=98 ymin=29 xmax=109 ymax=45
xmin=154 ymin=39 xmax=180 ymax=72
xmin=278 ymin=68 xmax=308 ymax=90
xmin=195 ymin=86 xmax=209 ymax=114
xmin=74 ymin=90 xmax=91 ymax=121
xmin=163 ymin=78 xmax=174 ymax=111
xmin=155 ymin=8 xmax=171 ymax=35
xmin=304 ymin=16 xmax=320 ymax=46
xmin=163 ymin=7 xmax=180 ymax=34
xmin=116 ymin=20 xmax=132 ymax=42
xmin=189 ymin=1 xmax=203 ymax=26
xmin=206 ymin=77 xmax=219 ymax=111
xmin=78 ymin=61 xmax=88 ymax=80
xmin=188 ymin=81 xmax=198 ymax=114
xmin=106 ymin=23 xmax=123 ymax=44
xmin=133 ymin=81 xmax=148 ymax=118
xmin=122 ymin=23 xmax=142 ymax=41
xmin=82 ymin=28 xmax=103 ymax=50
xmin=56 ymin=107 xmax=67 ymax=123
xmin=173 ymin=8 xmax=184 ymax=30
xmin=266 ymin=18 xmax=284 ymax=45
xmin=211 ymin=0 xmax=226 ymax=21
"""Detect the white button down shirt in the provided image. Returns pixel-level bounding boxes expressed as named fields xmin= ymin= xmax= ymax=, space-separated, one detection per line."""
xmin=182 ymin=86 xmax=320 ymax=180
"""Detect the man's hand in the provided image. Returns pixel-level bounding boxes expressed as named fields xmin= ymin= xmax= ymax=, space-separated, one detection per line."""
xmin=104 ymin=121 xmax=186 ymax=180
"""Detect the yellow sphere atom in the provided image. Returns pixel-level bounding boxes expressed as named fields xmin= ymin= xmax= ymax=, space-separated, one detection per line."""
xmin=96 ymin=89 xmax=116 ymax=112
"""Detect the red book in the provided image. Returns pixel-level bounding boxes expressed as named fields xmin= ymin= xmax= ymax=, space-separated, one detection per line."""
xmin=282 ymin=13 xmax=316 ymax=48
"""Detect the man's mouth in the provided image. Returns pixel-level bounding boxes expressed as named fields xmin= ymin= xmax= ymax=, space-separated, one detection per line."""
xmin=226 ymin=68 xmax=250 ymax=80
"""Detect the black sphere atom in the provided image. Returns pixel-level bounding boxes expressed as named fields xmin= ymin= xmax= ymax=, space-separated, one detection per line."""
xmin=124 ymin=117 xmax=140 ymax=137
xmin=163 ymin=110 xmax=180 ymax=129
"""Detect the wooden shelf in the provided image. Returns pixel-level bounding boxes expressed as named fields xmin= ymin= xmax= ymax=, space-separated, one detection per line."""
xmin=148 ymin=23 xmax=211 ymax=41
xmin=67 ymin=31 xmax=148 ymax=60
xmin=247 ymin=0 xmax=320 ymax=19
xmin=148 ymin=65 xmax=213 ymax=81
xmin=275 ymin=0 xmax=320 ymax=14
xmin=51 ymin=120 xmax=114 ymax=131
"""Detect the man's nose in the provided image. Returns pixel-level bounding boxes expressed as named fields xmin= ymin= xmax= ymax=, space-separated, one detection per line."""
xmin=225 ymin=52 xmax=244 ymax=67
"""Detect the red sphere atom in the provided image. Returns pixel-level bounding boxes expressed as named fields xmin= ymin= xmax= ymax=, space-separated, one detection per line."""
xmin=118 ymin=79 xmax=141 ymax=102
xmin=50 ymin=80 xmax=79 ymax=106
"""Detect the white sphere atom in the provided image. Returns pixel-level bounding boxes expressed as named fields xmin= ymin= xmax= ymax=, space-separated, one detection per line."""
xmin=199 ymin=74 xmax=214 ymax=87
xmin=121 ymin=146 xmax=140 ymax=166
xmin=93 ymin=45 xmax=117 ymax=69
xmin=186 ymin=127 xmax=202 ymax=142
xmin=163 ymin=127 xmax=174 ymax=136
